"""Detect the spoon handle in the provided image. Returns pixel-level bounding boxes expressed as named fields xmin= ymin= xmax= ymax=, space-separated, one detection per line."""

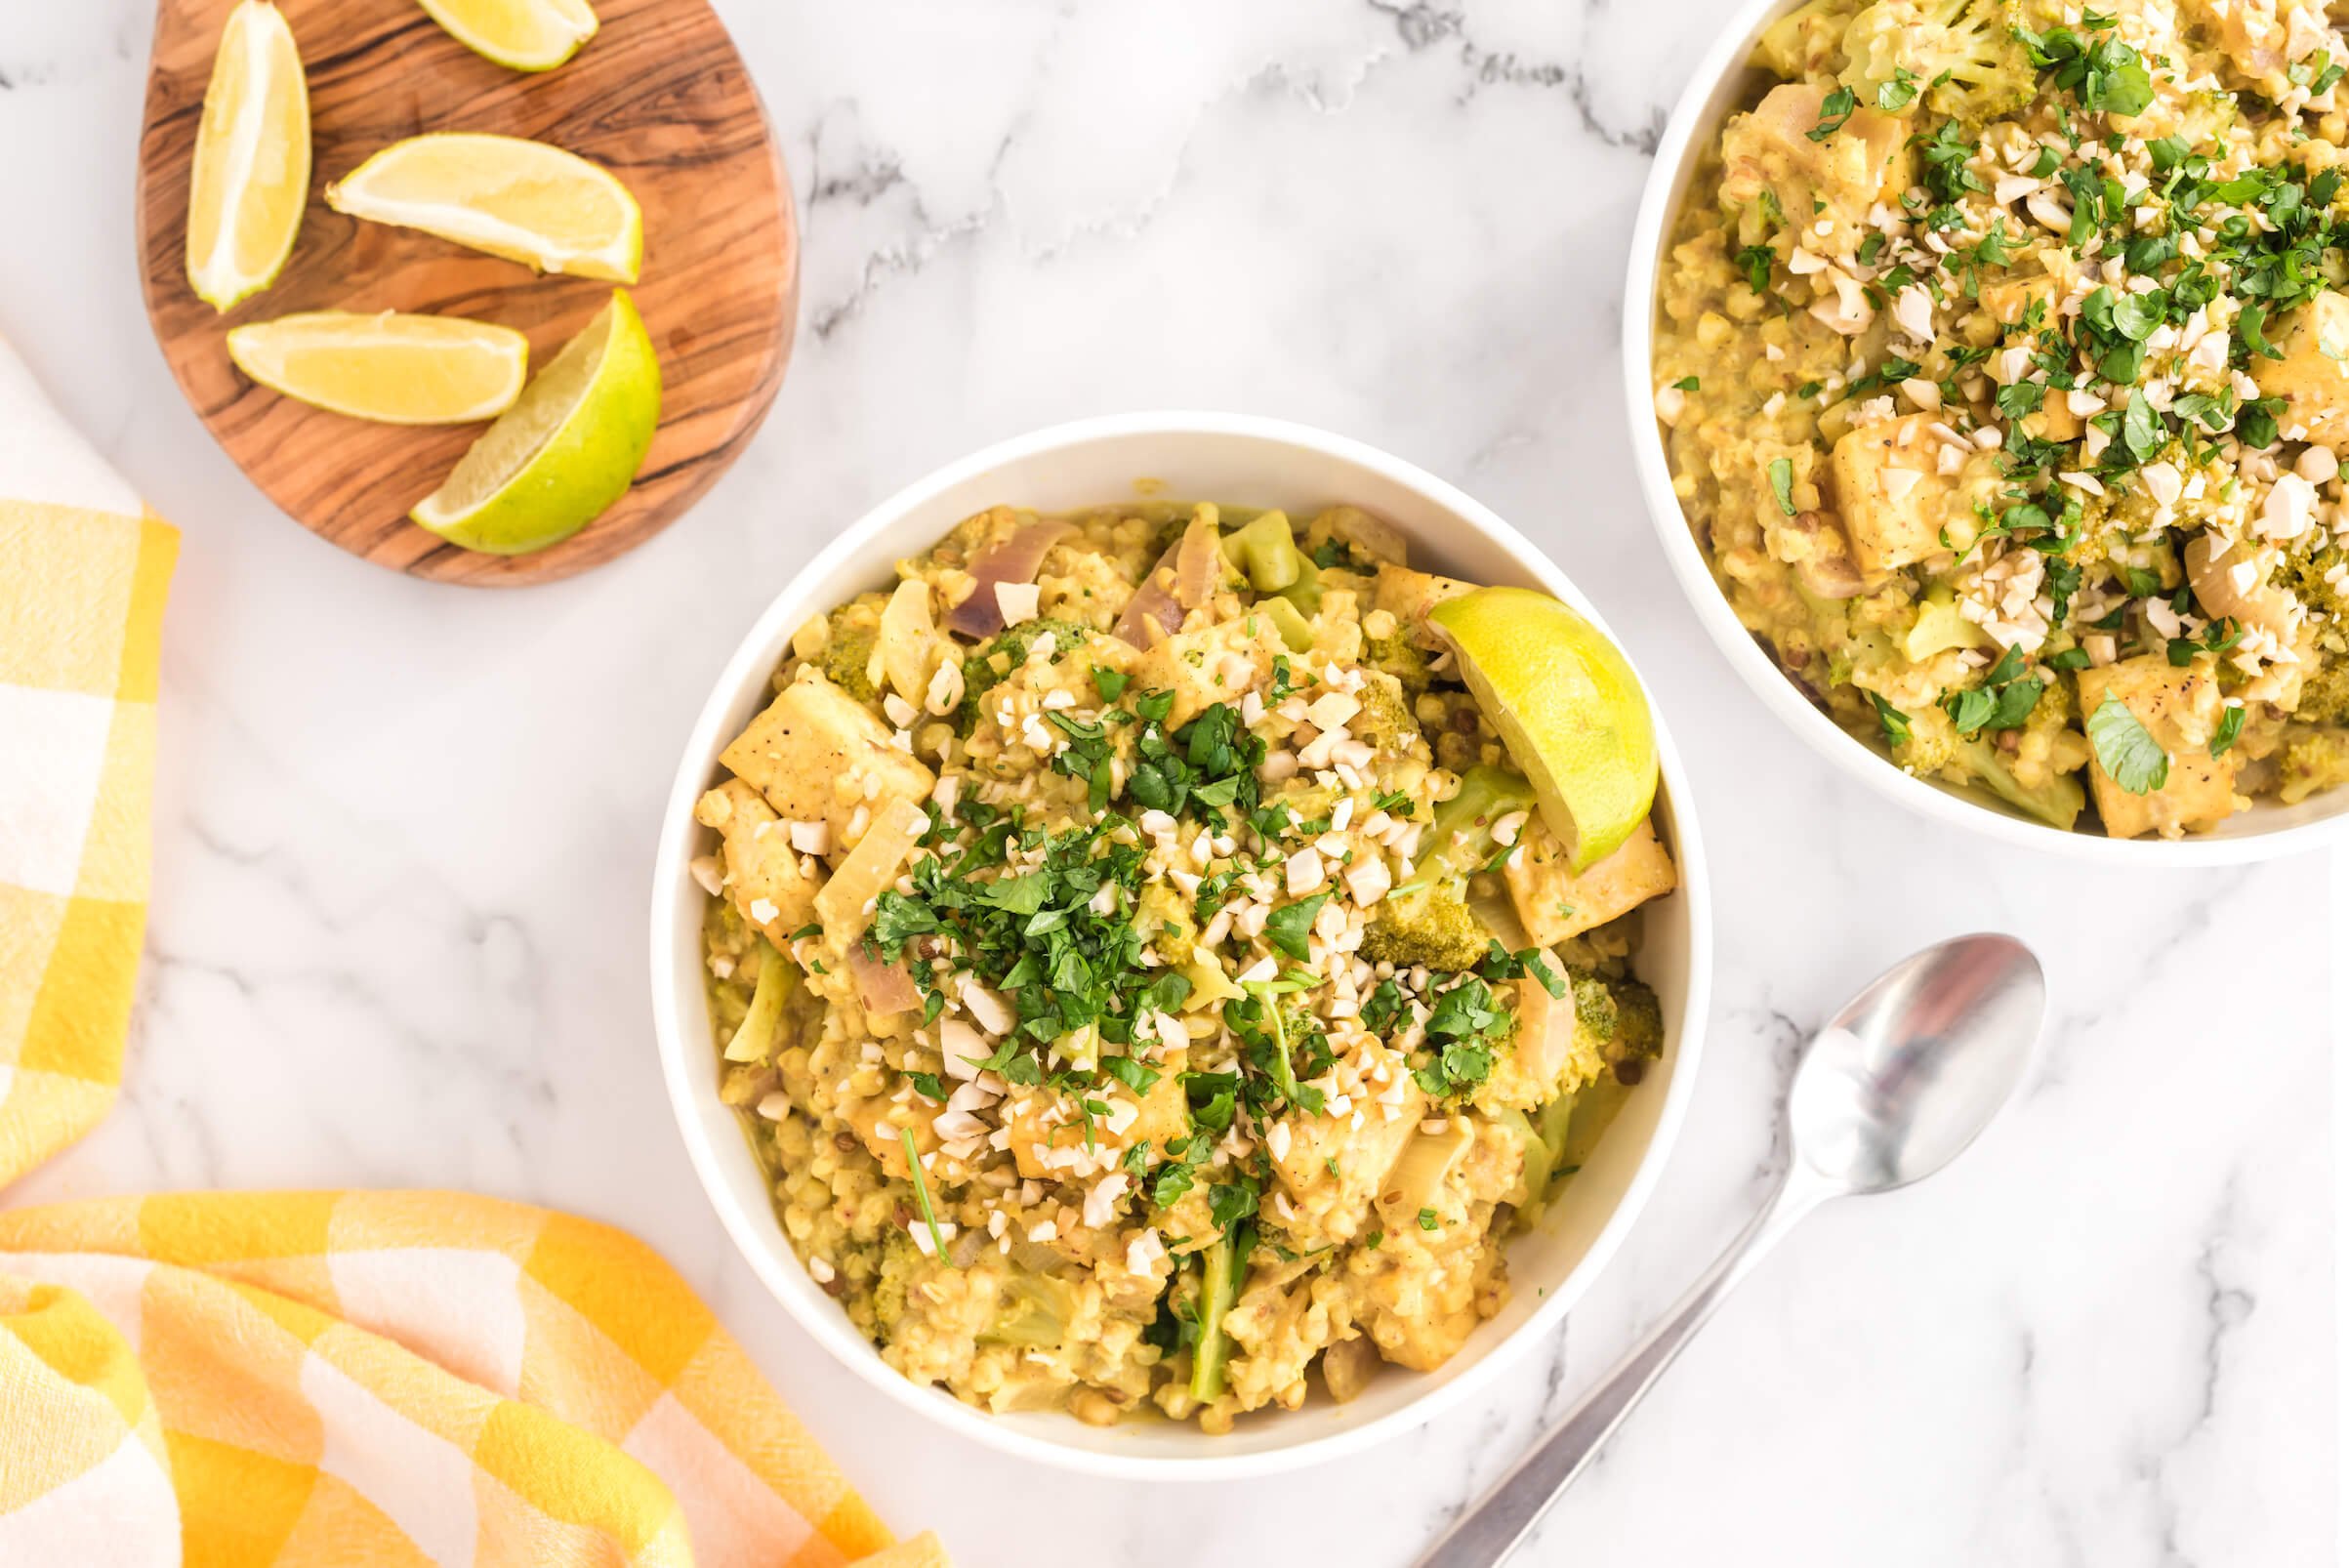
xmin=1414 ymin=1166 xmax=1835 ymax=1568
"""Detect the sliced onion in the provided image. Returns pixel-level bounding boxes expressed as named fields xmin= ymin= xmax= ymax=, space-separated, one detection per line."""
xmin=1112 ymin=543 xmax=1183 ymax=647
xmin=1174 ymin=516 xmax=1222 ymax=607
xmin=1112 ymin=517 xmax=1222 ymax=647
xmin=846 ymin=944 xmax=920 ymax=1015
xmin=945 ymin=518 xmax=1076 ymax=639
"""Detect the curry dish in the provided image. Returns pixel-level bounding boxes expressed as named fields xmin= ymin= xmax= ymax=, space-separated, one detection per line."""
xmin=1654 ymin=0 xmax=2349 ymax=836
xmin=693 ymin=502 xmax=1675 ymax=1429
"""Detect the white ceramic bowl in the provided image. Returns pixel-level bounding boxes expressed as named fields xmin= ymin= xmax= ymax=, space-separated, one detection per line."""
xmin=650 ymin=412 xmax=1712 ymax=1478
xmin=1624 ymin=0 xmax=2349 ymax=863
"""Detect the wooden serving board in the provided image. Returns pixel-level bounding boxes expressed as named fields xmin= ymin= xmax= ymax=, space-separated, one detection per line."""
xmin=136 ymin=0 xmax=798 ymax=586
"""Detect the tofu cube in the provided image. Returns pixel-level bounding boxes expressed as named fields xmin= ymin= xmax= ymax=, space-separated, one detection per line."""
xmin=1371 ymin=563 xmax=1477 ymax=642
xmin=1829 ymin=414 xmax=1969 ymax=576
xmin=694 ymin=780 xmax=818 ymax=941
xmin=2076 ymin=655 xmax=2246 ymax=839
xmin=1720 ymin=83 xmax=1909 ymax=237
xmin=1129 ymin=615 xmax=1282 ymax=730
xmin=719 ymin=671 xmax=935 ymax=850
xmin=2250 ymin=289 xmax=2349 ymax=453
xmin=1504 ymin=815 xmax=1678 ymax=947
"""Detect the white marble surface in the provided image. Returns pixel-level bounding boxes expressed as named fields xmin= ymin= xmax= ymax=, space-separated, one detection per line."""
xmin=1 ymin=1 xmax=2340 ymax=1562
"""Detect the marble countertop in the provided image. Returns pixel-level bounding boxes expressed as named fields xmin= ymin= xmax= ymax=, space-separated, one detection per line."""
xmin=2 ymin=1 xmax=2339 ymax=1562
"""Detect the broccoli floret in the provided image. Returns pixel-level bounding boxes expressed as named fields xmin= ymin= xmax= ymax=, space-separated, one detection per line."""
xmin=869 ymin=1230 xmax=923 ymax=1341
xmin=1349 ymin=673 xmax=1422 ymax=750
xmin=1613 ymin=978 xmax=1664 ymax=1060
xmin=956 ymin=616 xmax=1091 ymax=731
xmin=1569 ymin=972 xmax=1619 ymax=1044
xmin=1361 ymin=893 xmax=1493 ymax=973
xmin=2295 ymin=659 xmax=2349 ymax=726
xmin=1839 ymin=0 xmax=2033 ymax=121
xmin=1563 ymin=971 xmax=1664 ymax=1065
xmin=821 ymin=621 xmax=880 ymax=705
xmin=2280 ymin=728 xmax=2349 ymax=805
xmin=1364 ymin=631 xmax=1432 ymax=694
xmin=1956 ymin=734 xmax=2085 ymax=830
xmin=1421 ymin=766 xmax=1538 ymax=885
xmin=2280 ymin=536 xmax=2346 ymax=622
xmin=1755 ymin=0 xmax=1860 ymax=79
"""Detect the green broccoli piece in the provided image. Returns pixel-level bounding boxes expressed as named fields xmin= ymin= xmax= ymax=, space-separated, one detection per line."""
xmin=1361 ymin=892 xmax=1493 ymax=973
xmin=1349 ymin=675 xmax=1422 ymax=750
xmin=1955 ymin=735 xmax=2085 ymax=831
xmin=2281 ymin=728 xmax=2349 ymax=805
xmin=2295 ymin=659 xmax=2349 ymax=726
xmin=956 ymin=616 xmax=1092 ymax=731
xmin=1612 ymin=978 xmax=1664 ymax=1061
xmin=1421 ymin=766 xmax=1538 ymax=884
xmin=1364 ymin=630 xmax=1432 ymax=694
xmin=1754 ymin=0 xmax=1859 ymax=80
xmin=981 ymin=1273 xmax=1078 ymax=1348
xmin=1569 ymin=971 xmax=1619 ymax=1046
xmin=869 ymin=1231 xmax=923 ymax=1341
xmin=2281 ymin=536 xmax=2346 ymax=621
xmin=821 ymin=621 xmax=880 ymax=705
xmin=1839 ymin=0 xmax=2033 ymax=120
xmin=1563 ymin=970 xmax=1664 ymax=1065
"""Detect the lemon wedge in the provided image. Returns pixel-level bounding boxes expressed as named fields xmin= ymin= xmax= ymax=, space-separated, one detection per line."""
xmin=1427 ymin=587 xmax=1660 ymax=871
xmin=227 ymin=311 xmax=529 ymax=424
xmin=326 ymin=132 xmax=641 ymax=282
xmin=185 ymin=1 xmax=310 ymax=312
xmin=417 ymin=0 xmax=598 ymax=71
xmin=410 ymin=290 xmax=660 ymax=555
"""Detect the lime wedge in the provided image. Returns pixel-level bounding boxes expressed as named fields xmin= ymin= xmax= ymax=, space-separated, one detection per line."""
xmin=227 ymin=311 xmax=528 ymax=424
xmin=417 ymin=0 xmax=598 ymax=71
xmin=325 ymin=132 xmax=641 ymax=282
xmin=1427 ymin=587 xmax=1660 ymax=871
xmin=185 ymin=1 xmax=310 ymax=312
xmin=410 ymin=290 xmax=660 ymax=555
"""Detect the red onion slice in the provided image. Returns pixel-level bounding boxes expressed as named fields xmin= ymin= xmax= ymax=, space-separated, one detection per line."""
xmin=944 ymin=518 xmax=1077 ymax=639
xmin=1112 ymin=516 xmax=1223 ymax=647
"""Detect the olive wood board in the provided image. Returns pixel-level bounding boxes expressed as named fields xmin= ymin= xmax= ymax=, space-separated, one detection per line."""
xmin=137 ymin=0 xmax=799 ymax=585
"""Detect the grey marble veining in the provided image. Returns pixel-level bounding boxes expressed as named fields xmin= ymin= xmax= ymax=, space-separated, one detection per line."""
xmin=0 ymin=1 xmax=2336 ymax=1563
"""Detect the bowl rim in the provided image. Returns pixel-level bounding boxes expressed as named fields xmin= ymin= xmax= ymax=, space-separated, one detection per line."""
xmin=647 ymin=409 xmax=1714 ymax=1479
xmin=1621 ymin=0 xmax=2349 ymax=865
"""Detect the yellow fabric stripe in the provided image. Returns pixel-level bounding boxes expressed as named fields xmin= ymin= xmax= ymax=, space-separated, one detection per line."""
xmin=0 ymin=1279 xmax=147 ymax=1514
xmin=15 ymin=894 xmax=143 ymax=1085
xmin=116 ymin=513 xmax=177 ymax=704
xmin=523 ymin=1213 xmax=714 ymax=1386
xmin=472 ymin=1397 xmax=683 ymax=1558
xmin=166 ymin=1431 xmax=318 ymax=1568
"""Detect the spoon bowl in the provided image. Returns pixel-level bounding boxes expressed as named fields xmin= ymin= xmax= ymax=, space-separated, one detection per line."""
xmin=1790 ymin=934 xmax=2045 ymax=1196
xmin=1418 ymin=932 xmax=2046 ymax=1567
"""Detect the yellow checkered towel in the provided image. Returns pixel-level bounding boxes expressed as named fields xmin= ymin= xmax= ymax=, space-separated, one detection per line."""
xmin=0 ymin=334 xmax=947 ymax=1568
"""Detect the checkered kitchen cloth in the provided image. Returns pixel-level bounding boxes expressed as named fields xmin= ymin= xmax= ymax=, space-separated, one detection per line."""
xmin=0 ymin=333 xmax=947 ymax=1567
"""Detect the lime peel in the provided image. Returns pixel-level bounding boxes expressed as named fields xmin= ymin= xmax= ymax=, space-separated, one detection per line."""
xmin=185 ymin=0 xmax=310 ymax=312
xmin=1427 ymin=586 xmax=1660 ymax=872
xmin=410 ymin=289 xmax=660 ymax=556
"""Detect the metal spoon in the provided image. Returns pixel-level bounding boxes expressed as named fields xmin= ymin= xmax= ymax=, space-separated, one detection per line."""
xmin=1416 ymin=932 xmax=2046 ymax=1568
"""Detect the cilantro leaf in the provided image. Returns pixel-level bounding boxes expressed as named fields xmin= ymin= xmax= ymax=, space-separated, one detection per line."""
xmin=2086 ymin=694 xmax=2169 ymax=795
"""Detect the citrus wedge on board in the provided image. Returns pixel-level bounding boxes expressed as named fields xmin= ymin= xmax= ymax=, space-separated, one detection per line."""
xmin=410 ymin=290 xmax=660 ymax=555
xmin=185 ymin=0 xmax=310 ymax=312
xmin=325 ymin=132 xmax=641 ymax=282
xmin=417 ymin=0 xmax=598 ymax=71
xmin=227 ymin=311 xmax=529 ymax=424
xmin=1427 ymin=586 xmax=1660 ymax=871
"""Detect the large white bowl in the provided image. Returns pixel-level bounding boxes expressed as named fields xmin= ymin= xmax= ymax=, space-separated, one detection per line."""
xmin=1624 ymin=0 xmax=2349 ymax=863
xmin=650 ymin=412 xmax=1712 ymax=1479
